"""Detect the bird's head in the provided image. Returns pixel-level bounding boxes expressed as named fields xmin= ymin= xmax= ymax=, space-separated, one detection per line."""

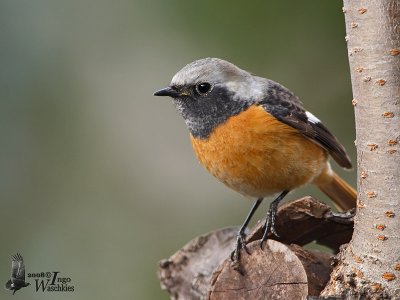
xmin=154 ymin=58 xmax=266 ymax=139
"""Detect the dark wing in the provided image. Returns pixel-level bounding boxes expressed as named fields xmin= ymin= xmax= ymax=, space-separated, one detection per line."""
xmin=258 ymin=80 xmax=352 ymax=169
xmin=5 ymin=280 xmax=12 ymax=290
xmin=11 ymin=253 xmax=26 ymax=281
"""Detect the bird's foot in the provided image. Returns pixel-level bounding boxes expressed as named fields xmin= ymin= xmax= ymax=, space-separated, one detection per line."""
xmin=325 ymin=208 xmax=356 ymax=224
xmin=259 ymin=207 xmax=279 ymax=249
xmin=230 ymin=231 xmax=249 ymax=275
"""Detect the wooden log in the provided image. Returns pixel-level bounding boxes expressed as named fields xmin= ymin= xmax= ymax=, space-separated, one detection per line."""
xmin=246 ymin=196 xmax=354 ymax=252
xmin=157 ymin=197 xmax=355 ymax=299
xmin=158 ymin=227 xmax=238 ymax=300
xmin=208 ymin=240 xmax=331 ymax=300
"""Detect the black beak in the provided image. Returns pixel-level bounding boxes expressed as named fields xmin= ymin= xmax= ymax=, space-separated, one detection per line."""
xmin=153 ymin=86 xmax=180 ymax=98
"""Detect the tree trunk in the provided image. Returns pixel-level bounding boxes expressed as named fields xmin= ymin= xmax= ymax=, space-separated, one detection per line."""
xmin=322 ymin=1 xmax=400 ymax=299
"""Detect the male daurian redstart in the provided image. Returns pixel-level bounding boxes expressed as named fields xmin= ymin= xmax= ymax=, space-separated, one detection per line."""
xmin=154 ymin=58 xmax=356 ymax=269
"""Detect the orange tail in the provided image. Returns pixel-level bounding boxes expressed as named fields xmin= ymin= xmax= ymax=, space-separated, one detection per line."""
xmin=314 ymin=168 xmax=357 ymax=211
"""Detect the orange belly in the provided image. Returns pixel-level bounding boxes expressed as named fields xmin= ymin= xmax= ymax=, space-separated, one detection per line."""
xmin=190 ymin=105 xmax=328 ymax=198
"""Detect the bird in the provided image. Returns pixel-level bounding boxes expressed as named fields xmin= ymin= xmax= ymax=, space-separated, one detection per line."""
xmin=154 ymin=58 xmax=356 ymax=271
xmin=5 ymin=253 xmax=30 ymax=294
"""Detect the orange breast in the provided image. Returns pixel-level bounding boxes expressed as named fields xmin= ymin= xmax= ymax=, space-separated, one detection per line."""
xmin=190 ymin=105 xmax=328 ymax=198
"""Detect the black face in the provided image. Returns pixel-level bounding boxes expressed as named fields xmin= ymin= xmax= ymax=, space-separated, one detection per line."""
xmin=161 ymin=83 xmax=250 ymax=139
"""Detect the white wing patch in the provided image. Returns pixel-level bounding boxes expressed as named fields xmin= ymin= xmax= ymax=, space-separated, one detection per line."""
xmin=306 ymin=111 xmax=321 ymax=124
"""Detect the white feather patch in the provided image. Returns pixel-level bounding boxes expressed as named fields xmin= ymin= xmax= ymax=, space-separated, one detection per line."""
xmin=225 ymin=79 xmax=265 ymax=101
xmin=306 ymin=111 xmax=321 ymax=124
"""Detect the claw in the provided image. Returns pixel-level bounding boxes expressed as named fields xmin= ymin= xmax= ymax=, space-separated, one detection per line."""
xmin=259 ymin=201 xmax=282 ymax=248
xmin=230 ymin=232 xmax=249 ymax=261
xmin=230 ymin=259 xmax=245 ymax=276
xmin=259 ymin=239 xmax=265 ymax=250
xmin=325 ymin=208 xmax=356 ymax=224
xmin=230 ymin=232 xmax=250 ymax=275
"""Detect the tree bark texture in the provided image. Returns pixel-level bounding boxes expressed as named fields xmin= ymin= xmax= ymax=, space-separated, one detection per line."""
xmin=322 ymin=1 xmax=400 ymax=299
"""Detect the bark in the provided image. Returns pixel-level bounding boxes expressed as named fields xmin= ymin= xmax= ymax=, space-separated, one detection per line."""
xmin=158 ymin=197 xmax=354 ymax=299
xmin=322 ymin=1 xmax=400 ymax=299
xmin=158 ymin=227 xmax=238 ymax=299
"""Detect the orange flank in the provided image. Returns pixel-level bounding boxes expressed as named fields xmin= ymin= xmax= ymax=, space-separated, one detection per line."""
xmin=190 ymin=105 xmax=329 ymax=198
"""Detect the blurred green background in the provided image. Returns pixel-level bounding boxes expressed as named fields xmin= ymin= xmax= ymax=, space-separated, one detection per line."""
xmin=0 ymin=1 xmax=355 ymax=299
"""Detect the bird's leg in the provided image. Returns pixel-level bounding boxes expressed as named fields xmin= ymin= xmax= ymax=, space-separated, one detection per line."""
xmin=231 ymin=198 xmax=263 ymax=273
xmin=260 ymin=190 xmax=289 ymax=249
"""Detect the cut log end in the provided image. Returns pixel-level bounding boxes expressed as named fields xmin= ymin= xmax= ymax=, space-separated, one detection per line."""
xmin=208 ymin=240 xmax=331 ymax=300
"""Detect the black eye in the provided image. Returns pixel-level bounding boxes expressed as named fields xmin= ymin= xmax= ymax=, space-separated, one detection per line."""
xmin=195 ymin=82 xmax=211 ymax=95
